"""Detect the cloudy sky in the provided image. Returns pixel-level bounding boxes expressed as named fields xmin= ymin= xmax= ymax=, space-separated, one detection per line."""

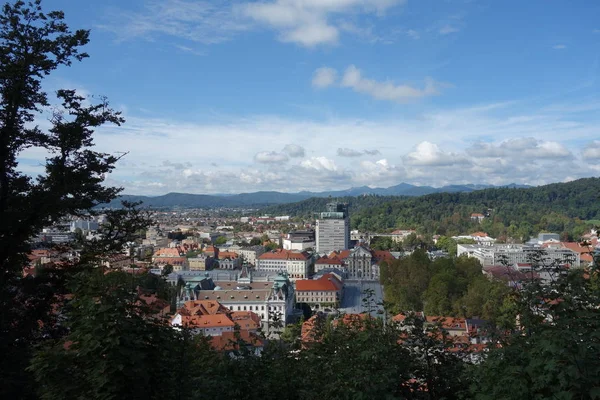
xmin=20 ymin=0 xmax=600 ymax=194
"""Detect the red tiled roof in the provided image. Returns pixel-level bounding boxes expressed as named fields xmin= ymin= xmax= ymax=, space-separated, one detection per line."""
xmin=301 ymin=314 xmax=324 ymax=344
xmin=258 ymin=249 xmax=309 ymax=261
xmin=218 ymin=251 xmax=239 ymax=260
xmin=181 ymin=314 xmax=236 ymax=329
xmin=315 ymin=255 xmax=343 ymax=265
xmin=372 ymin=250 xmax=394 ymax=263
xmin=180 ymin=300 xmax=227 ymax=315
xmin=392 ymin=312 xmax=424 ymax=323
xmin=230 ymin=311 xmax=261 ymax=330
xmin=333 ymin=250 xmax=351 ymax=259
xmin=210 ymin=330 xmax=263 ymax=352
xmin=484 ymin=265 xmax=538 ymax=281
xmin=154 ymin=247 xmax=182 ymax=257
xmin=153 ymin=257 xmax=187 ymax=266
xmin=295 ymin=274 xmax=343 ymax=292
xmin=333 ymin=313 xmax=372 ymax=329
xmin=204 ymin=246 xmax=218 ymax=254
xmin=542 ymin=241 xmax=595 ymax=262
xmin=469 ymin=232 xmax=489 ymax=237
xmin=425 ymin=316 xmax=467 ymax=331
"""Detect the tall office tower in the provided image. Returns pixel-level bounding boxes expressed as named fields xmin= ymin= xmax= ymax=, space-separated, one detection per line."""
xmin=315 ymin=202 xmax=350 ymax=254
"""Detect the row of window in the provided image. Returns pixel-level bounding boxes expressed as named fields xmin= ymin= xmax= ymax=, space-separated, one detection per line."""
xmin=233 ymin=305 xmax=283 ymax=312
xmin=297 ymin=298 xmax=334 ymax=302
xmin=298 ymin=291 xmax=335 ymax=296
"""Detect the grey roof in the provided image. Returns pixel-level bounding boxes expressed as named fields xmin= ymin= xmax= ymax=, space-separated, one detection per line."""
xmin=196 ymin=289 xmax=271 ymax=303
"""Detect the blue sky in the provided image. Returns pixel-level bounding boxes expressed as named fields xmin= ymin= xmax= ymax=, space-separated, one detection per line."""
xmin=21 ymin=0 xmax=600 ymax=194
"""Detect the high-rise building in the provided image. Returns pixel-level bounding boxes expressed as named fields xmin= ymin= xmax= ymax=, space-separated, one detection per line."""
xmin=315 ymin=202 xmax=350 ymax=253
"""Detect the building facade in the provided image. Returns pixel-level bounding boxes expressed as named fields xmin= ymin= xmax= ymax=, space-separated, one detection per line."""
xmin=228 ymin=245 xmax=265 ymax=266
xmin=178 ymin=272 xmax=295 ymax=327
xmin=295 ymin=273 xmax=343 ymax=309
xmin=257 ymin=249 xmax=311 ymax=280
xmin=315 ymin=202 xmax=350 ymax=254
xmin=344 ymin=246 xmax=373 ymax=279
xmin=457 ymin=243 xmax=580 ymax=267
xmin=283 ymin=230 xmax=316 ymax=251
xmin=217 ymin=251 xmax=241 ymax=269
xmin=188 ymin=255 xmax=215 ymax=271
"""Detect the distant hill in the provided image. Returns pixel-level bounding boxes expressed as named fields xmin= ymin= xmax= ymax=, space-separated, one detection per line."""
xmin=260 ymin=177 xmax=600 ymax=238
xmin=100 ymin=182 xmax=532 ymax=209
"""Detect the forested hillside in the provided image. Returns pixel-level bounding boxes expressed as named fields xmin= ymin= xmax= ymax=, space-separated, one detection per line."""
xmin=262 ymin=177 xmax=600 ymax=239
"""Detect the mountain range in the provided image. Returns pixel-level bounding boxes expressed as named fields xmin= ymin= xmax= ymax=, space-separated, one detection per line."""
xmin=101 ymin=182 xmax=531 ymax=209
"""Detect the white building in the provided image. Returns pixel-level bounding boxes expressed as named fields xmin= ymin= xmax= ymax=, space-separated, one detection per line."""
xmin=257 ymin=249 xmax=312 ymax=280
xmin=178 ymin=271 xmax=295 ymax=327
xmin=457 ymin=243 xmax=580 ymax=267
xmin=283 ymin=230 xmax=315 ymax=251
xmin=228 ymin=245 xmax=265 ymax=266
xmin=315 ymin=202 xmax=350 ymax=253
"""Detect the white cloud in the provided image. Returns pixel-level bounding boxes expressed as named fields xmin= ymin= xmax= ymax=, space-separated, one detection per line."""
xmin=280 ymin=21 xmax=339 ymax=46
xmin=337 ymin=147 xmax=364 ymax=157
xmin=312 ymin=67 xmax=338 ymax=88
xmin=174 ymin=44 xmax=206 ymax=55
xmin=282 ymin=144 xmax=306 ymax=157
xmin=341 ymin=65 xmax=443 ymax=102
xmin=19 ymin=95 xmax=600 ymax=195
xmin=100 ymin=0 xmax=249 ymax=44
xmin=239 ymin=0 xmax=405 ymax=47
xmin=471 ymin=138 xmax=573 ymax=160
xmin=439 ymin=25 xmax=459 ymax=35
xmin=593 ymin=29 xmax=600 ymax=34
xmin=553 ymin=44 xmax=567 ymax=50
xmin=254 ymin=151 xmax=289 ymax=164
xmin=364 ymin=149 xmax=381 ymax=155
xmin=357 ymin=158 xmax=404 ymax=182
xmin=406 ymin=29 xmax=420 ymax=39
xmin=301 ymin=156 xmax=338 ymax=171
xmin=403 ymin=142 xmax=470 ymax=166
xmin=101 ymin=0 xmax=406 ymax=47
xmin=337 ymin=147 xmax=381 ymax=157
xmin=582 ymin=141 xmax=600 ymax=160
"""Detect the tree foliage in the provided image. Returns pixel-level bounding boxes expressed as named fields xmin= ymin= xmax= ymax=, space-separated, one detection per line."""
xmin=261 ymin=178 xmax=600 ymax=239
xmin=470 ymin=254 xmax=600 ymax=399
xmin=0 ymin=1 xmax=128 ymax=397
xmin=381 ymin=251 xmax=511 ymax=322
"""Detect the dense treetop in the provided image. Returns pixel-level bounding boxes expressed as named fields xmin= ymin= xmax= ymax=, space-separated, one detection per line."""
xmin=261 ymin=177 xmax=600 ymax=239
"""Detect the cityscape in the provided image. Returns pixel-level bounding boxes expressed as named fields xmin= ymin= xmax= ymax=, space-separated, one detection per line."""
xmin=1 ymin=1 xmax=600 ymax=399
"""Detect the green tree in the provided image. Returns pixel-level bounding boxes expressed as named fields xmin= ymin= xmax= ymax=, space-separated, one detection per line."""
xmin=30 ymin=269 xmax=224 ymax=400
xmin=370 ymin=235 xmax=394 ymax=250
xmin=381 ymin=249 xmax=431 ymax=312
xmin=471 ymin=260 xmax=600 ymax=399
xmin=454 ymin=276 xmax=510 ymax=322
xmin=436 ymin=235 xmax=458 ymax=256
xmin=161 ymin=263 xmax=174 ymax=276
xmin=214 ymin=236 xmax=227 ymax=245
xmin=265 ymin=241 xmax=279 ymax=251
xmin=0 ymin=1 xmax=126 ymax=397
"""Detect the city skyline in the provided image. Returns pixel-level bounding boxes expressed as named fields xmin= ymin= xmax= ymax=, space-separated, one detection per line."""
xmin=19 ymin=0 xmax=600 ymax=194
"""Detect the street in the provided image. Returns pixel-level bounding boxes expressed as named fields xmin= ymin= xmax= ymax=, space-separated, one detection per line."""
xmin=339 ymin=280 xmax=385 ymax=318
